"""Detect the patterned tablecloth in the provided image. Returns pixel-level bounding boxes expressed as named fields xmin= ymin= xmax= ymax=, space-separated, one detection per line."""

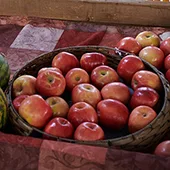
xmin=1 ymin=16 xmax=170 ymax=170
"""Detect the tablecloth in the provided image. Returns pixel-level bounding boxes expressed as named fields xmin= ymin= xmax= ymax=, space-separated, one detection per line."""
xmin=1 ymin=15 xmax=170 ymax=170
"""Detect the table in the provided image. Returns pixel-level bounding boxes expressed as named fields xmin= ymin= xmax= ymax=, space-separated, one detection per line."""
xmin=0 ymin=15 xmax=170 ymax=170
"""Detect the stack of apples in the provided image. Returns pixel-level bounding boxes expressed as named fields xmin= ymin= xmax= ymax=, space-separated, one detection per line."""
xmin=11 ymin=45 xmax=164 ymax=143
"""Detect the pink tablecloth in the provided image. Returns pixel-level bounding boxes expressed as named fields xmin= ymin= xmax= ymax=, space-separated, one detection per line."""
xmin=1 ymin=16 xmax=170 ymax=170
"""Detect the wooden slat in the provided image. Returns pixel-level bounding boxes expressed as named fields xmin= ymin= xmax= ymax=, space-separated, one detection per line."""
xmin=0 ymin=0 xmax=170 ymax=27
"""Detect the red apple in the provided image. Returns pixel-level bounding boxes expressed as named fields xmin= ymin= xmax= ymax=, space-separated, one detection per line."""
xmin=101 ymin=82 xmax=131 ymax=105
xmin=12 ymin=75 xmax=37 ymax=97
xmin=117 ymin=55 xmax=145 ymax=83
xmin=38 ymin=67 xmax=62 ymax=75
xmin=97 ymin=99 xmax=129 ymax=130
xmin=36 ymin=70 xmax=66 ymax=97
xmin=52 ymin=51 xmax=79 ymax=75
xmin=72 ymin=83 xmax=102 ymax=108
xmin=116 ymin=37 xmax=142 ymax=54
xmin=12 ymin=94 xmax=29 ymax=111
xmin=130 ymin=87 xmax=159 ymax=109
xmin=67 ymin=102 xmax=98 ymax=128
xmin=164 ymin=54 xmax=170 ymax=70
xmin=131 ymin=70 xmax=162 ymax=91
xmin=74 ymin=122 xmax=104 ymax=141
xmin=165 ymin=69 xmax=170 ymax=83
xmin=65 ymin=68 xmax=90 ymax=91
xmin=128 ymin=105 xmax=157 ymax=133
xmin=154 ymin=140 xmax=170 ymax=157
xmin=160 ymin=37 xmax=170 ymax=56
xmin=139 ymin=46 xmax=165 ymax=69
xmin=91 ymin=65 xmax=120 ymax=89
xmin=135 ymin=31 xmax=160 ymax=48
xmin=18 ymin=94 xmax=53 ymax=129
xmin=44 ymin=117 xmax=74 ymax=139
xmin=46 ymin=96 xmax=69 ymax=118
xmin=80 ymin=52 xmax=107 ymax=73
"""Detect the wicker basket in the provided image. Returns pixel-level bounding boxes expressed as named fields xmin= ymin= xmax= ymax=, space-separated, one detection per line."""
xmin=7 ymin=46 xmax=170 ymax=152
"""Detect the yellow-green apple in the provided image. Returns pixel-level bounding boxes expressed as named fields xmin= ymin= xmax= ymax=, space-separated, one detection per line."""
xmin=12 ymin=75 xmax=37 ymax=97
xmin=72 ymin=83 xmax=102 ymax=108
xmin=18 ymin=94 xmax=53 ymax=129
xmin=117 ymin=55 xmax=145 ymax=84
xmin=74 ymin=122 xmax=104 ymax=141
xmin=38 ymin=67 xmax=62 ymax=75
xmin=131 ymin=70 xmax=162 ymax=91
xmin=12 ymin=94 xmax=29 ymax=111
xmin=116 ymin=37 xmax=142 ymax=54
xmin=36 ymin=70 xmax=66 ymax=97
xmin=164 ymin=54 xmax=170 ymax=70
xmin=135 ymin=31 xmax=160 ymax=48
xmin=154 ymin=140 xmax=170 ymax=157
xmin=91 ymin=65 xmax=120 ymax=89
xmin=130 ymin=87 xmax=159 ymax=109
xmin=160 ymin=37 xmax=170 ymax=56
xmin=46 ymin=96 xmax=69 ymax=118
xmin=97 ymin=99 xmax=129 ymax=130
xmin=139 ymin=46 xmax=165 ymax=69
xmin=128 ymin=105 xmax=157 ymax=133
xmin=52 ymin=51 xmax=80 ymax=75
xmin=67 ymin=102 xmax=98 ymax=128
xmin=44 ymin=117 xmax=74 ymax=139
xmin=80 ymin=52 xmax=107 ymax=73
xmin=165 ymin=69 xmax=170 ymax=83
xmin=101 ymin=82 xmax=131 ymax=105
xmin=65 ymin=68 xmax=90 ymax=91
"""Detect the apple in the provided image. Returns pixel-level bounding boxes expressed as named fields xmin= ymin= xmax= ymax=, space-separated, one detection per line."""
xmin=101 ymin=82 xmax=131 ymax=105
xmin=12 ymin=94 xmax=29 ymax=111
xmin=164 ymin=54 xmax=170 ymax=70
xmin=65 ymin=68 xmax=90 ymax=91
xmin=90 ymin=65 xmax=120 ymax=89
xmin=154 ymin=140 xmax=170 ymax=157
xmin=117 ymin=55 xmax=145 ymax=83
xmin=52 ymin=51 xmax=80 ymax=75
xmin=72 ymin=83 xmax=102 ymax=108
xmin=135 ymin=31 xmax=160 ymax=48
xmin=12 ymin=75 xmax=37 ymax=97
xmin=160 ymin=37 xmax=170 ymax=56
xmin=97 ymin=99 xmax=129 ymax=130
xmin=139 ymin=46 xmax=165 ymax=69
xmin=80 ymin=52 xmax=107 ymax=73
xmin=38 ymin=67 xmax=62 ymax=75
xmin=74 ymin=122 xmax=104 ymax=141
xmin=116 ymin=37 xmax=142 ymax=54
xmin=131 ymin=70 xmax=162 ymax=91
xmin=130 ymin=87 xmax=159 ymax=109
xmin=46 ymin=96 xmax=69 ymax=118
xmin=67 ymin=102 xmax=98 ymax=128
xmin=128 ymin=105 xmax=157 ymax=133
xmin=36 ymin=70 xmax=66 ymax=97
xmin=44 ymin=117 xmax=74 ymax=139
xmin=165 ymin=69 xmax=170 ymax=83
xmin=18 ymin=94 xmax=53 ymax=129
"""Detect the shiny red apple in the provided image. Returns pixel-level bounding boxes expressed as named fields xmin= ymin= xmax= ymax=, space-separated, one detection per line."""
xmin=80 ymin=52 xmax=107 ymax=73
xmin=165 ymin=69 xmax=170 ymax=83
xmin=74 ymin=122 xmax=105 ymax=141
xmin=52 ymin=51 xmax=80 ymax=75
xmin=164 ymin=54 xmax=170 ymax=70
xmin=72 ymin=83 xmax=102 ymax=108
xmin=19 ymin=94 xmax=53 ymax=129
xmin=91 ymin=65 xmax=120 ymax=89
xmin=117 ymin=55 xmax=145 ymax=83
xmin=65 ymin=68 xmax=90 ymax=91
xmin=38 ymin=67 xmax=62 ymax=75
xmin=44 ymin=117 xmax=74 ymax=139
xmin=160 ymin=37 xmax=170 ymax=56
xmin=97 ymin=99 xmax=129 ymax=130
xmin=36 ymin=70 xmax=66 ymax=97
xmin=128 ymin=105 xmax=157 ymax=133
